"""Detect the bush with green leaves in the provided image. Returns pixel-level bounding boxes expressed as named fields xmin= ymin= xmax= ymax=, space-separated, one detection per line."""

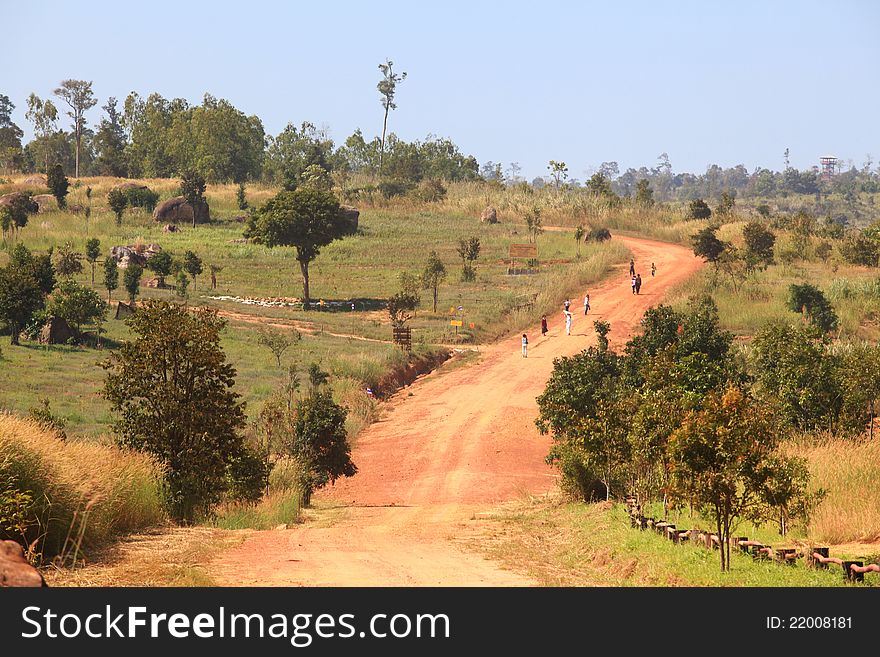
xmin=787 ymin=283 xmax=838 ymax=333
xmin=47 ymin=279 xmax=107 ymax=335
xmin=146 ymin=251 xmax=173 ymax=287
xmin=107 ymin=188 xmax=127 ymax=225
xmin=686 ymin=198 xmax=712 ymax=221
xmin=47 ymin=164 xmax=69 ymax=209
xmin=101 ymin=301 xmax=254 ymax=522
xmin=289 ymin=389 xmax=357 ymax=506
xmin=124 ymin=186 xmax=160 ymax=213
xmin=123 ymin=263 xmax=143 ymax=303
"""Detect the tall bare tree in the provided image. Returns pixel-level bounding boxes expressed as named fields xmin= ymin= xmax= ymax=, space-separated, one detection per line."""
xmin=25 ymin=94 xmax=58 ymax=173
xmin=377 ymin=59 xmax=406 ymax=172
xmin=54 ymin=79 xmax=97 ymax=178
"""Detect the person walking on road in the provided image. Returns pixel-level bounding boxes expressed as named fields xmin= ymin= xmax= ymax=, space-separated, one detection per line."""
xmin=629 ymin=258 xmax=635 ymax=276
xmin=563 ymin=298 xmax=571 ymax=312
xmin=521 ymin=333 xmax=529 ymax=358
xmin=651 ymin=262 xmax=656 ymax=277
xmin=583 ymin=294 xmax=591 ymax=315
xmin=635 ymin=273 xmax=642 ymax=295
xmin=631 ymin=274 xmax=637 ymax=294
xmin=564 ymin=310 xmax=572 ymax=335
xmin=541 ymin=315 xmax=548 ymax=337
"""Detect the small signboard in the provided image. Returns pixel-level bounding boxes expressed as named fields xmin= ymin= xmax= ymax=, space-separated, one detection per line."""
xmin=450 ymin=319 xmax=463 ymax=327
xmin=509 ymin=243 xmax=538 ymax=259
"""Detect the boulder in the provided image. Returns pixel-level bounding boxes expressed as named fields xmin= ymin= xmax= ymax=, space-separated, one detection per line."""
xmin=1 ymin=541 xmax=46 ymax=587
xmin=31 ymin=194 xmax=58 ymax=212
xmin=144 ymin=276 xmax=165 ymax=289
xmin=112 ymin=182 xmax=149 ymax=192
xmin=39 ymin=316 xmax=75 ymax=345
xmin=153 ymin=196 xmax=210 ymax=224
xmin=68 ymin=204 xmax=84 ymax=214
xmin=338 ymin=205 xmax=359 ymax=234
xmin=114 ymin=301 xmax=136 ymax=319
xmin=162 ymin=223 xmax=178 ymax=233
xmin=480 ymin=207 xmax=498 ymax=223
xmin=0 ymin=191 xmax=34 ymax=209
xmin=21 ymin=175 xmax=47 ymax=187
xmin=110 ymin=245 xmax=147 ymax=268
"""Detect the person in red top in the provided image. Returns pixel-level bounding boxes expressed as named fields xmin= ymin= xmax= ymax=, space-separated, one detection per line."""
xmin=541 ymin=315 xmax=548 ymax=336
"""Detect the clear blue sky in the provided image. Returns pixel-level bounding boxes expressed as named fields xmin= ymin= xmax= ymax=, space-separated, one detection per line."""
xmin=5 ymin=0 xmax=879 ymax=179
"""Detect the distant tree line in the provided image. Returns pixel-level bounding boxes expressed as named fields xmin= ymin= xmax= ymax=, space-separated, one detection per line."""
xmin=0 ymin=87 xmax=479 ymax=186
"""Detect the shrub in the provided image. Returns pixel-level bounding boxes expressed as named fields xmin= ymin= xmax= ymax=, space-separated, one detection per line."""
xmin=124 ymin=187 xmax=160 ymax=213
xmin=377 ymin=179 xmax=415 ymax=199
xmin=585 ymin=227 xmax=612 ymax=242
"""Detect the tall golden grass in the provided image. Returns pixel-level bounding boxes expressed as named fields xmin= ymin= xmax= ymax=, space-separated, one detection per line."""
xmin=786 ymin=436 xmax=880 ymax=544
xmin=0 ymin=413 xmax=166 ymax=563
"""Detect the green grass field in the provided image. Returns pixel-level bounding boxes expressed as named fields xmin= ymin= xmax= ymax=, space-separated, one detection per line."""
xmin=477 ymin=498 xmax=878 ymax=586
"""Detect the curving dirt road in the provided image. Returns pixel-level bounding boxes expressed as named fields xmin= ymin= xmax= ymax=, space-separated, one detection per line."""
xmin=210 ymin=235 xmax=701 ymax=586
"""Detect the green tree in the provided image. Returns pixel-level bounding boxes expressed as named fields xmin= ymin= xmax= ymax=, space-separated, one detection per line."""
xmin=147 ymin=251 xmax=173 ymax=288
xmin=742 ymin=221 xmax=775 ymax=272
xmin=421 ymin=251 xmax=447 ymax=313
xmin=751 ymin=323 xmax=842 ymax=432
xmin=523 ymin=205 xmax=543 ymax=243
xmin=107 ymin=188 xmax=127 ymax=226
xmin=456 ymin=237 xmax=481 ymax=282
xmin=0 ymin=94 xmax=23 ymax=171
xmin=670 ymin=386 xmax=796 ymax=571
xmin=179 ymin=168 xmax=207 ymax=228
xmin=289 ymin=390 xmax=357 ymax=505
xmin=536 ymin=345 xmax=623 ymax=500
xmin=103 ymin=255 xmax=119 ymax=301
xmin=11 ymin=244 xmax=55 ymax=295
xmin=0 ymin=192 xmax=38 ymax=238
xmin=691 ymin=226 xmax=727 ymax=267
xmin=257 ymin=327 xmax=301 ymax=367
xmin=787 ymin=283 xmax=838 ymax=333
xmin=245 ymin=188 xmax=350 ymax=310
xmin=839 ymin=232 xmax=879 ymax=267
xmin=47 ymin=279 xmax=107 ymax=335
xmin=0 ymin=260 xmax=44 ymax=345
xmin=377 ymin=59 xmax=407 ymax=172
xmin=93 ymin=97 xmax=128 ymax=177
xmin=586 ymin=172 xmax=615 ymax=198
xmin=547 ymin=160 xmax=569 ymax=188
xmin=101 ymin=301 xmax=250 ymax=522
xmin=183 ymin=250 xmax=203 ymax=289
xmin=47 ymin=163 xmax=69 ymax=209
xmin=635 ymin=179 xmax=654 ymax=207
xmin=236 ymin=182 xmax=248 ymax=210
xmin=174 ymin=270 xmax=189 ymax=299
xmin=686 ymin=198 xmax=712 ymax=221
xmin=716 ymin=190 xmax=736 ymax=217
xmin=54 ymin=79 xmax=97 ymax=178
xmin=85 ymin=238 xmax=100 ymax=285
xmin=123 ymin=263 xmax=143 ymax=303
xmin=54 ymin=242 xmax=83 ymax=279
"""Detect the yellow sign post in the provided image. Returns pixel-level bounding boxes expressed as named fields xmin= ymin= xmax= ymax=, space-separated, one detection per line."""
xmin=450 ymin=319 xmax=463 ymax=327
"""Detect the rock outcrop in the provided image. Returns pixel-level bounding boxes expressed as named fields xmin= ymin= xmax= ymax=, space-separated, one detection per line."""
xmin=31 ymin=194 xmax=57 ymax=212
xmin=153 ymin=196 xmax=210 ymax=224
xmin=480 ymin=207 xmax=498 ymax=223
xmin=0 ymin=541 xmax=46 ymax=587
xmin=38 ymin=316 xmax=75 ymax=345
xmin=338 ymin=205 xmax=360 ymax=234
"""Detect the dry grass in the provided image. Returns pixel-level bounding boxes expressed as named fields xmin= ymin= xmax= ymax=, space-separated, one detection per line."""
xmin=43 ymin=526 xmax=244 ymax=587
xmin=0 ymin=413 xmax=166 ymax=563
xmin=787 ymin=436 xmax=880 ymax=544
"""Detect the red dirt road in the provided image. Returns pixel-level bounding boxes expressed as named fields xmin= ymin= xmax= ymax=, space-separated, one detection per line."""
xmin=211 ymin=236 xmax=701 ymax=586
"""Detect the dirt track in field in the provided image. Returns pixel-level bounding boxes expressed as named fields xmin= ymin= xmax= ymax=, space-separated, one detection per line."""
xmin=210 ymin=235 xmax=702 ymax=586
